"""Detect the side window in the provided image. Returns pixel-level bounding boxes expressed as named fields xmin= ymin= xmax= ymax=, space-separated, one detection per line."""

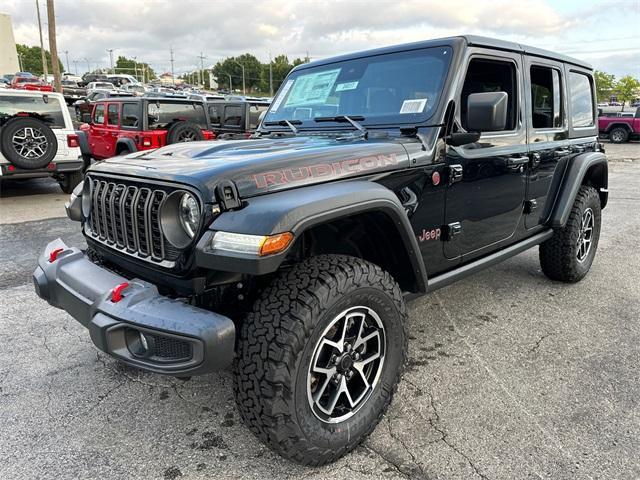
xmin=224 ymin=105 xmax=243 ymax=127
xmin=107 ymin=104 xmax=119 ymax=126
xmin=0 ymin=94 xmax=65 ymax=128
xmin=530 ymin=66 xmax=562 ymax=129
xmin=147 ymin=102 xmax=208 ymax=129
xmin=93 ymin=104 xmax=105 ymax=124
xmin=568 ymin=72 xmax=594 ymax=127
xmin=460 ymin=58 xmax=518 ymax=131
xmin=121 ymin=103 xmax=139 ymax=127
xmin=248 ymin=104 xmax=268 ymax=129
xmin=208 ymin=105 xmax=220 ymax=125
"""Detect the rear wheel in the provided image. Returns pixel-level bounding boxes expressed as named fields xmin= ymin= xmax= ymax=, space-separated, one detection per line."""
xmin=233 ymin=255 xmax=407 ymax=465
xmin=609 ymin=127 xmax=629 ymax=143
xmin=539 ymin=185 xmax=601 ymax=282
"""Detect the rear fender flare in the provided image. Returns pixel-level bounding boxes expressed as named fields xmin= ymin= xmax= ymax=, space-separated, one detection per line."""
xmin=195 ymin=181 xmax=428 ymax=292
xmin=547 ymin=151 xmax=607 ymax=228
xmin=115 ymin=138 xmax=137 ymax=154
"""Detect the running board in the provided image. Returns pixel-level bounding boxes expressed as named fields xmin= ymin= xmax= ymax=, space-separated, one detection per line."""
xmin=425 ymin=230 xmax=553 ymax=293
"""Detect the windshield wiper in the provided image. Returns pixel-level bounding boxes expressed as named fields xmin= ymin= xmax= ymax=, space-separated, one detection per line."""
xmin=314 ymin=115 xmax=367 ymax=137
xmin=263 ymin=119 xmax=302 ymax=134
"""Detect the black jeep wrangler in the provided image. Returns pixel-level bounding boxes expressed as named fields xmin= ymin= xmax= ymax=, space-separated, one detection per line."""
xmin=34 ymin=36 xmax=607 ymax=466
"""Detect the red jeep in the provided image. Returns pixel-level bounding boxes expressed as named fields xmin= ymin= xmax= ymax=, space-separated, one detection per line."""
xmin=10 ymin=76 xmax=54 ymax=92
xmin=77 ymin=97 xmax=215 ymax=160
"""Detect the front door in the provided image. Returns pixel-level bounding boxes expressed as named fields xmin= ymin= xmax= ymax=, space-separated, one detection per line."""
xmin=89 ymin=103 xmax=109 ymax=159
xmin=444 ymin=51 xmax=528 ymax=260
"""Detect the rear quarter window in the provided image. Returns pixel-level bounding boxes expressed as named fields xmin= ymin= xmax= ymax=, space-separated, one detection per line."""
xmin=568 ymin=72 xmax=595 ymax=128
xmin=0 ymin=94 xmax=66 ymax=128
xmin=147 ymin=101 xmax=208 ymax=129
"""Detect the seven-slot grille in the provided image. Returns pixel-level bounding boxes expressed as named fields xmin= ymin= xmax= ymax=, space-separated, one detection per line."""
xmin=87 ymin=177 xmax=177 ymax=263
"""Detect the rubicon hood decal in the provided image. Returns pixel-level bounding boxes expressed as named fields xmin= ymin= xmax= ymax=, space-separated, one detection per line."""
xmin=91 ymin=135 xmax=412 ymax=200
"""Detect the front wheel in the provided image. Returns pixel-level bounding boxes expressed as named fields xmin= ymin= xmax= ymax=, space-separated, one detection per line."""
xmin=233 ymin=255 xmax=407 ymax=465
xmin=539 ymin=185 xmax=602 ymax=282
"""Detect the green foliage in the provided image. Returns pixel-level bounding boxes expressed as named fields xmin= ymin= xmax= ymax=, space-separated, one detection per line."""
xmin=593 ymin=70 xmax=616 ymax=102
xmin=615 ymin=75 xmax=640 ymax=110
xmin=15 ymin=44 xmax=64 ymax=76
xmin=115 ymin=56 xmax=157 ymax=81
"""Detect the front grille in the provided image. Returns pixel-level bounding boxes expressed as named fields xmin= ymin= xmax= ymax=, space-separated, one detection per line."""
xmin=87 ymin=177 xmax=177 ymax=265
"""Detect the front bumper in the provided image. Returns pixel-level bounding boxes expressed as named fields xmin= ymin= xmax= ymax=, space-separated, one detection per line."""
xmin=33 ymin=238 xmax=235 ymax=375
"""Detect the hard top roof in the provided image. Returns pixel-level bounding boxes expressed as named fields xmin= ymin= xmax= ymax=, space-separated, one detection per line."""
xmin=296 ymin=34 xmax=592 ymax=71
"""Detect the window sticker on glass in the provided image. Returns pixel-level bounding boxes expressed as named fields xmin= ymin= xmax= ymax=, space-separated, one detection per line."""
xmin=399 ymin=98 xmax=428 ymax=114
xmin=270 ymin=79 xmax=294 ymax=112
xmin=284 ymin=69 xmax=341 ymax=107
xmin=335 ymin=81 xmax=358 ymax=92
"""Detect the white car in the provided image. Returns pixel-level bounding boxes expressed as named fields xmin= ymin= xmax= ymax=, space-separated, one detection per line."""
xmin=86 ymin=81 xmax=116 ymax=92
xmin=0 ymin=90 xmax=84 ymax=193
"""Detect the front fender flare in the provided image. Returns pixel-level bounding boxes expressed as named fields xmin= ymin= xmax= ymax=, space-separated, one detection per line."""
xmin=195 ymin=181 xmax=427 ymax=291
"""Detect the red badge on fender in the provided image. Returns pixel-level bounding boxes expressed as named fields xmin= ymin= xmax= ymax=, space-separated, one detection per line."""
xmin=432 ymin=171 xmax=441 ymax=186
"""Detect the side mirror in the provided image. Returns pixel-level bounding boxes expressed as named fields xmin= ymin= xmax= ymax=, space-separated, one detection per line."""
xmin=81 ymin=113 xmax=92 ymax=123
xmin=466 ymin=92 xmax=508 ymax=132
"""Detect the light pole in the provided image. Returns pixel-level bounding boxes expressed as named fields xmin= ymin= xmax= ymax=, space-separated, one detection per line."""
xmin=133 ymin=56 xmax=138 ymax=82
xmin=64 ymin=50 xmax=70 ymax=74
xmin=269 ymin=52 xmax=273 ymax=97
xmin=106 ymin=49 xmax=114 ymax=74
xmin=72 ymin=59 xmax=78 ymax=75
xmin=226 ymin=73 xmax=232 ymax=92
xmin=18 ymin=53 xmax=24 ymax=72
xmin=233 ymin=60 xmax=245 ymax=94
xmin=84 ymin=57 xmax=91 ymax=74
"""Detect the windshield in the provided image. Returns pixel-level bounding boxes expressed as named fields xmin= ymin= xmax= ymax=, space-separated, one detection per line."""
xmin=264 ymin=46 xmax=452 ymax=128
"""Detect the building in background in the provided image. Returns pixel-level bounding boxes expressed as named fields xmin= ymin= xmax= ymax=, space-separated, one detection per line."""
xmin=0 ymin=13 xmax=20 ymax=75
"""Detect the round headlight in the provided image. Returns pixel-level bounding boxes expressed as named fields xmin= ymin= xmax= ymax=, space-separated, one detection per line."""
xmin=178 ymin=193 xmax=201 ymax=238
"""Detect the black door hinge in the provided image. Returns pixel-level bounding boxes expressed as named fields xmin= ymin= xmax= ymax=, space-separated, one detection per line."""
xmin=443 ymin=222 xmax=462 ymax=241
xmin=449 ymin=164 xmax=463 ymax=185
xmin=524 ymin=199 xmax=538 ymax=214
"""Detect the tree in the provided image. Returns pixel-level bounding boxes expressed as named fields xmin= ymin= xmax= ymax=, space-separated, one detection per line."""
xmin=614 ymin=75 xmax=640 ymax=111
xmin=593 ymin=70 xmax=616 ymax=103
xmin=115 ymin=55 xmax=156 ymax=82
xmin=15 ymin=44 xmax=63 ymax=76
xmin=213 ymin=54 xmax=262 ymax=92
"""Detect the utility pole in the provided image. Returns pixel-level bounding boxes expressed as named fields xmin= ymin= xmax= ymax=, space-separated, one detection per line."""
xmin=197 ymin=52 xmax=206 ymax=88
xmin=84 ymin=57 xmax=90 ymax=74
xmin=227 ymin=73 xmax=232 ymax=92
xmin=169 ymin=46 xmax=175 ymax=85
xmin=18 ymin=53 xmax=23 ymax=72
xmin=72 ymin=59 xmax=78 ymax=75
xmin=106 ymin=49 xmax=114 ymax=74
xmin=36 ymin=0 xmax=48 ymax=80
xmin=133 ymin=56 xmax=138 ymax=82
xmin=269 ymin=52 xmax=273 ymax=97
xmin=63 ymin=50 xmax=70 ymax=74
xmin=46 ymin=0 xmax=62 ymax=92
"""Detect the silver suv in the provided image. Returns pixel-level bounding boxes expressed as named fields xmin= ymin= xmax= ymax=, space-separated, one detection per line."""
xmin=0 ymin=90 xmax=83 ymax=193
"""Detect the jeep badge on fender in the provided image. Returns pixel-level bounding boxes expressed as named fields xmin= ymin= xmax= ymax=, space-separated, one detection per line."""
xmin=34 ymin=35 xmax=606 ymax=466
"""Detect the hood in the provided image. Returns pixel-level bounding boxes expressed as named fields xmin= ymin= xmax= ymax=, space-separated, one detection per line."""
xmin=90 ymin=135 xmax=414 ymax=201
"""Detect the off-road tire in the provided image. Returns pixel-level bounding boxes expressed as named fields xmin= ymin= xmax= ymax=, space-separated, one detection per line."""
xmin=539 ymin=185 xmax=601 ymax=282
xmin=233 ymin=255 xmax=407 ymax=466
xmin=609 ymin=127 xmax=629 ymax=143
xmin=166 ymin=121 xmax=204 ymax=144
xmin=0 ymin=117 xmax=58 ymax=169
xmin=58 ymin=170 xmax=84 ymax=194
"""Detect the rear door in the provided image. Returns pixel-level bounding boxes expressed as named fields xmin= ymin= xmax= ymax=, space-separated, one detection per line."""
xmin=524 ymin=56 xmax=569 ymax=229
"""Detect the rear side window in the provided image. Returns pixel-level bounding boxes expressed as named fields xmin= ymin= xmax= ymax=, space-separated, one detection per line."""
xmin=568 ymin=72 xmax=594 ymax=127
xmin=224 ymin=105 xmax=243 ymax=127
xmin=208 ymin=105 xmax=220 ymax=125
xmin=121 ymin=103 xmax=139 ymax=127
xmin=530 ymin=66 xmax=562 ymax=129
xmin=248 ymin=103 xmax=269 ymax=129
xmin=147 ymin=101 xmax=208 ymax=129
xmin=93 ymin=104 xmax=105 ymax=124
xmin=107 ymin=104 xmax=119 ymax=126
xmin=0 ymin=94 xmax=65 ymax=128
xmin=460 ymin=58 xmax=518 ymax=131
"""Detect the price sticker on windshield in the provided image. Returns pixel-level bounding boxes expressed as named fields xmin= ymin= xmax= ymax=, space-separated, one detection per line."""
xmin=270 ymin=79 xmax=294 ymax=112
xmin=400 ymin=98 xmax=427 ymax=114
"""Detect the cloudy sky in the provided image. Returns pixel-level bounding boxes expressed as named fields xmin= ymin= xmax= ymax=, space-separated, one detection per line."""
xmin=3 ymin=0 xmax=639 ymax=79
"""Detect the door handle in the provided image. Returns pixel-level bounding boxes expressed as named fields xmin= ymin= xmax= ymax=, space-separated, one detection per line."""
xmin=507 ymin=156 xmax=530 ymax=166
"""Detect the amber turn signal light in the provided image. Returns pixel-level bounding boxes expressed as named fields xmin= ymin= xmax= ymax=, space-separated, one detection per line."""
xmin=259 ymin=232 xmax=294 ymax=256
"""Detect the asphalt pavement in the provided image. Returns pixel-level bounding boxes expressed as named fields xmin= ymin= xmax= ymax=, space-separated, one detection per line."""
xmin=0 ymin=144 xmax=638 ymax=480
